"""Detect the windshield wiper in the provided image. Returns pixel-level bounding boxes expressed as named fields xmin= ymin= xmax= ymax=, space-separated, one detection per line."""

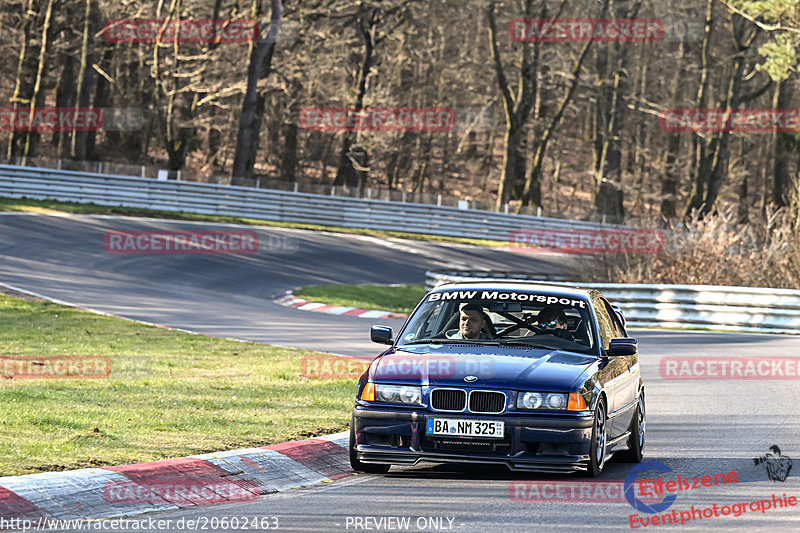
xmin=489 ymin=340 xmax=559 ymax=350
xmin=401 ymin=339 xmax=468 ymax=345
xmin=495 ymin=340 xmax=596 ymax=354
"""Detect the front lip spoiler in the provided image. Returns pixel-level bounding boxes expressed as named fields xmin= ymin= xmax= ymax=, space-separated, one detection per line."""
xmin=353 ymin=407 xmax=594 ymax=428
xmin=353 ymin=447 xmax=590 ymax=473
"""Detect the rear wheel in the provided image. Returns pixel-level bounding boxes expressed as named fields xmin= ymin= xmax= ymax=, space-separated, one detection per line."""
xmin=587 ymin=397 xmax=607 ymax=477
xmin=618 ymin=393 xmax=645 ymax=463
xmin=349 ymin=416 xmax=390 ymax=474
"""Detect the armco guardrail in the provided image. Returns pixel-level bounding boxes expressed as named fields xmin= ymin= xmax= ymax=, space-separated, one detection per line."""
xmin=426 ymin=270 xmax=800 ymax=335
xmin=0 ymin=165 xmax=616 ymax=241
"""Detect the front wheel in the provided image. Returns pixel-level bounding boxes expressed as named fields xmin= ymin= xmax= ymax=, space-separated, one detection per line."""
xmin=349 ymin=416 xmax=390 ymax=474
xmin=587 ymin=397 xmax=607 ymax=477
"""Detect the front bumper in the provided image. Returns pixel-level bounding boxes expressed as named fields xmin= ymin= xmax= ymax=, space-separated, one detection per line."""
xmin=352 ymin=406 xmax=595 ymax=473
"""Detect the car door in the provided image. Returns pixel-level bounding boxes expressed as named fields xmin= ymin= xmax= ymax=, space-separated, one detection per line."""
xmin=601 ymin=297 xmax=638 ymax=437
xmin=592 ymin=296 xmax=630 ymax=438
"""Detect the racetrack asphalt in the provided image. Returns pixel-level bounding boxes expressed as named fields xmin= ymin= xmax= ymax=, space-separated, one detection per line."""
xmin=0 ymin=213 xmax=582 ymax=357
xmin=2 ymin=212 xmax=799 ymax=532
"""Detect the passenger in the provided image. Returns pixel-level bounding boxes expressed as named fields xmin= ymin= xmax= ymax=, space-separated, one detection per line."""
xmin=536 ymin=306 xmax=575 ymax=342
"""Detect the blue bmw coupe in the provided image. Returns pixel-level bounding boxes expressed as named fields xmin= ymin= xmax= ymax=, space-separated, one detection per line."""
xmin=349 ymin=281 xmax=644 ymax=476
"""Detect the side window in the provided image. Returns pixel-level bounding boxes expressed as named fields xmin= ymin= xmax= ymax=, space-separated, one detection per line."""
xmin=410 ymin=301 xmax=446 ymax=340
xmin=593 ymin=297 xmax=615 ymax=350
xmin=602 ymin=299 xmax=626 ymax=338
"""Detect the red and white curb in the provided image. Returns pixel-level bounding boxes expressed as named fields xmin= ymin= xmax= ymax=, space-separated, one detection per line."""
xmin=0 ymin=433 xmax=351 ymax=526
xmin=274 ymin=290 xmax=408 ymax=320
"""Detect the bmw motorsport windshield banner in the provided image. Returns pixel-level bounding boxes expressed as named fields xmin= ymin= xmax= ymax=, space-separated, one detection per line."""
xmin=427 ymin=290 xmax=587 ymax=308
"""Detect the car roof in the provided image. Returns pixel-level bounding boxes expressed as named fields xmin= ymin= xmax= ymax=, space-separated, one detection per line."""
xmin=430 ymin=280 xmax=593 ymax=299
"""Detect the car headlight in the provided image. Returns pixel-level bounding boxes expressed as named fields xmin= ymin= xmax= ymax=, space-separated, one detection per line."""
xmin=517 ymin=392 xmax=568 ymax=410
xmin=374 ymin=384 xmax=422 ymax=405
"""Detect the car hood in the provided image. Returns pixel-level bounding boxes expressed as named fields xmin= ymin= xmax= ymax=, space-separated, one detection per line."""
xmin=371 ymin=343 xmax=598 ymax=391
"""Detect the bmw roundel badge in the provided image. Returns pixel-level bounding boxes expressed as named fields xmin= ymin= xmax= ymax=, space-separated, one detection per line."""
xmin=464 ymin=375 xmax=478 ymax=382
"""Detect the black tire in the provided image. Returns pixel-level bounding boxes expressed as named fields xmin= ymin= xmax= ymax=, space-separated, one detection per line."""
xmin=349 ymin=416 xmax=391 ymax=474
xmin=617 ymin=393 xmax=645 ymax=463
xmin=587 ymin=397 xmax=607 ymax=477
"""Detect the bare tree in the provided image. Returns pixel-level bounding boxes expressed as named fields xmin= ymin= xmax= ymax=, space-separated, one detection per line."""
xmin=590 ymin=0 xmax=639 ymax=223
xmin=231 ymin=0 xmax=282 ymax=179
xmin=7 ymin=0 xmax=39 ymax=162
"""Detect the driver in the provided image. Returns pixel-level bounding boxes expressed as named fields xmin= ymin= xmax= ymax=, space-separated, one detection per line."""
xmin=536 ymin=306 xmax=575 ymax=342
xmin=447 ymin=303 xmax=492 ymax=340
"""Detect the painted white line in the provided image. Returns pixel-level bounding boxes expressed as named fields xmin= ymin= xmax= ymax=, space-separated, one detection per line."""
xmin=298 ymin=302 xmax=326 ymax=311
xmin=323 ymin=307 xmax=357 ymax=315
xmin=0 ymin=281 xmax=254 ymax=344
xmin=0 ymin=211 xmax=310 ymax=234
xmin=271 ymin=288 xmax=408 ymax=320
xmin=357 ymin=310 xmax=395 ymax=319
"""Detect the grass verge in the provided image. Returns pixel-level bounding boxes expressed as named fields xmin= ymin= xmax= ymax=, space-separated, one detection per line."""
xmin=294 ymin=284 xmax=428 ymax=314
xmin=0 ymin=196 xmax=503 ymax=248
xmin=0 ymin=292 xmax=361 ymax=477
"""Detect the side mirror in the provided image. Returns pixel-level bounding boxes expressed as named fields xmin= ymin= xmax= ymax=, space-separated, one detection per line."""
xmin=607 ymin=338 xmax=637 ymax=356
xmin=370 ymin=325 xmax=393 ymax=345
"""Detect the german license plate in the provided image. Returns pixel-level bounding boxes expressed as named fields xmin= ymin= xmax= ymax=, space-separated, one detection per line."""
xmin=426 ymin=418 xmax=504 ymax=438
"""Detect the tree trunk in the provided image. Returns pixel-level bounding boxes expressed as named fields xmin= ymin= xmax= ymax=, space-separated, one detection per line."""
xmin=22 ymin=0 xmax=57 ymax=165
xmin=87 ymin=48 xmax=111 ymax=160
xmin=488 ymin=0 xmax=539 ymax=211
xmin=497 ymin=125 xmax=525 ymax=207
xmin=279 ymin=120 xmax=298 ymax=181
xmin=683 ymin=0 xmax=714 ymax=218
xmin=516 ymin=0 xmax=607 ymax=212
xmin=628 ymin=47 xmax=649 ymax=213
xmin=231 ymin=0 xmax=282 ymax=179
xmin=520 ymin=32 xmax=597 ymax=211
xmin=71 ymin=0 xmax=97 ymax=161
xmin=590 ymin=0 xmax=638 ymax=223
xmin=660 ymin=133 xmax=681 ymax=220
xmin=6 ymin=0 xmax=37 ymax=163
xmin=772 ymin=80 xmax=794 ymax=207
xmin=701 ymin=14 xmax=758 ymax=217
xmin=206 ymin=127 xmax=222 ymax=169
xmin=385 ymin=151 xmax=399 ymax=189
xmin=737 ymin=161 xmax=749 ymax=224
xmin=660 ymin=39 xmax=687 ymax=220
xmin=334 ymin=7 xmax=379 ymax=187
xmin=55 ymin=53 xmax=76 ymax=156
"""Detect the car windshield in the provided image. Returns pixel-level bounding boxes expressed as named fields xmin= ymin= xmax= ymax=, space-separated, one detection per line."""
xmin=397 ymin=289 xmax=595 ymax=354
